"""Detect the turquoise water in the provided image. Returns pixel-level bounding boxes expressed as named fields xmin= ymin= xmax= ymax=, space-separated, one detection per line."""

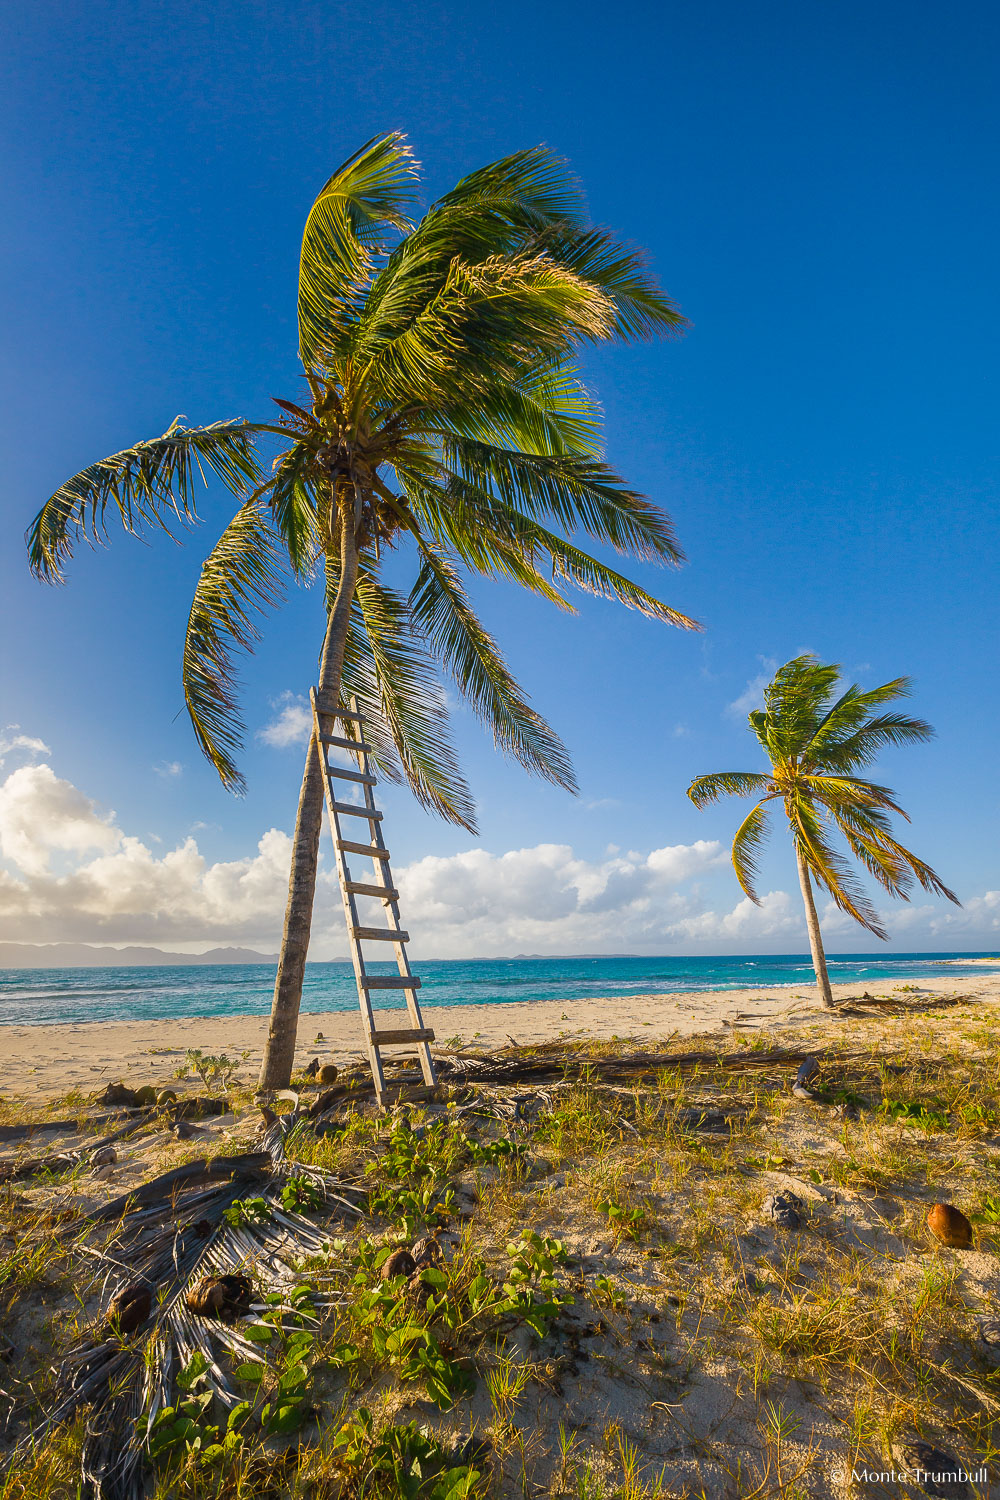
xmin=0 ymin=952 xmax=997 ymax=1026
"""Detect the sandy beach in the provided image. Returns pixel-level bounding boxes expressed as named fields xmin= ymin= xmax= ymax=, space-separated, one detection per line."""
xmin=2 ymin=970 xmax=997 ymax=1100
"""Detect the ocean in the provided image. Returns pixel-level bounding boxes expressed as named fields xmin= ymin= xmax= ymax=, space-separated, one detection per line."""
xmin=0 ymin=952 xmax=997 ymax=1027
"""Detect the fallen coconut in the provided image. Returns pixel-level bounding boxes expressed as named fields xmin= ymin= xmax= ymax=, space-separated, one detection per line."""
xmin=156 ymin=1089 xmax=177 ymax=1106
xmin=185 ymin=1273 xmax=253 ymax=1320
xmin=107 ymin=1283 xmax=152 ymax=1336
xmin=317 ymin=1063 xmax=339 ymax=1085
xmin=135 ymin=1086 xmax=157 ymax=1107
xmin=382 ymin=1248 xmax=416 ymax=1280
xmin=927 ymin=1202 xmax=972 ymax=1248
xmin=96 ymin=1082 xmax=141 ymax=1108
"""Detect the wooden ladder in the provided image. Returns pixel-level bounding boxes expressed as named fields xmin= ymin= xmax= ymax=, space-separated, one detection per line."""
xmin=311 ymin=688 xmax=436 ymax=1107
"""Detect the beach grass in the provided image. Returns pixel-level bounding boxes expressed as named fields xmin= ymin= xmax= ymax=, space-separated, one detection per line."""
xmin=2 ymin=997 xmax=999 ymax=1496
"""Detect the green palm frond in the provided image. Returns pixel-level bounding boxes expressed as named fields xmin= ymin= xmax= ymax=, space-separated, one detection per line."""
xmin=799 ymin=773 xmax=907 ymax=823
xmin=803 ymin=676 xmax=912 ymax=750
xmin=409 ymin=546 xmax=577 ymax=791
xmin=347 ymin=565 xmax=478 ymax=831
xmin=687 ymin=771 xmax=773 ymax=808
xmin=268 ymin=440 xmax=323 ymax=577
xmin=431 ymin=438 xmax=682 ymax=562
xmin=791 ymin=794 xmax=888 ymax=938
xmin=731 ymin=801 xmax=771 ymax=903
xmin=27 ymin=418 xmax=261 ymax=583
xmin=531 ymin=225 xmax=688 ymax=341
xmin=183 ymin=497 xmax=284 ymax=792
xmin=440 ymin=364 xmax=602 ymax=457
xmin=357 ymin=254 xmax=615 ymax=410
xmin=298 ymin=132 xmax=419 ymax=369
xmin=808 ymin=711 xmax=933 ymax=772
xmin=497 ymin=512 xmax=699 ymax=627
xmin=754 ymin=655 xmax=842 ymax=761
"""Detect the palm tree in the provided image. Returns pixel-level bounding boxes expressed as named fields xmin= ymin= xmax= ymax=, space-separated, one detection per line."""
xmin=27 ymin=134 xmax=698 ymax=1086
xmin=687 ymin=656 xmax=959 ymax=1008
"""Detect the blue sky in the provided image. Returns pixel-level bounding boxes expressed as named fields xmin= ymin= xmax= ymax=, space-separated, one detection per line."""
xmin=1 ymin=0 xmax=997 ymax=957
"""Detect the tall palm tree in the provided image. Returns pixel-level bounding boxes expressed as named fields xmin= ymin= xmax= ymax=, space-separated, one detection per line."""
xmin=687 ymin=656 xmax=959 ymax=1007
xmin=27 ymin=135 xmax=698 ymax=1086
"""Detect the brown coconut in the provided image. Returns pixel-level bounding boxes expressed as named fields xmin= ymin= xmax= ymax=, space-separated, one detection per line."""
xmin=382 ymin=1248 xmax=416 ymax=1281
xmin=107 ymin=1284 xmax=152 ymax=1335
xmin=317 ymin=1063 xmax=339 ymax=1085
xmin=185 ymin=1273 xmax=253 ymax=1319
xmin=927 ymin=1202 xmax=972 ymax=1248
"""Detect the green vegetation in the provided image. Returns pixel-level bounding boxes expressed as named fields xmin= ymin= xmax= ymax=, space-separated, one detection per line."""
xmin=4 ymin=998 xmax=1000 ymax=1495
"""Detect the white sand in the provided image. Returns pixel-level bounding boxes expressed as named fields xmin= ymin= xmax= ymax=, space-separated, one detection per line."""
xmin=2 ymin=971 xmax=997 ymax=1100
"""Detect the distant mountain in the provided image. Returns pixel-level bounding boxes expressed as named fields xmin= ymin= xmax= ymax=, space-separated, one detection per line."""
xmin=0 ymin=943 xmax=278 ymax=968
xmin=507 ymin=953 xmax=639 ymax=960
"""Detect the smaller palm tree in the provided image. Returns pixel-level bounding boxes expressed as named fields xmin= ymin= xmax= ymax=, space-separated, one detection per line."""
xmin=687 ymin=656 xmax=959 ymax=1008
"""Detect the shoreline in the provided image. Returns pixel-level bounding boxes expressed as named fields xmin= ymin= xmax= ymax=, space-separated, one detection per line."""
xmin=2 ymin=971 xmax=998 ymax=1101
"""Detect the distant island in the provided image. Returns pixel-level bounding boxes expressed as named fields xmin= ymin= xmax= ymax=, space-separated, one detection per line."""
xmin=0 ymin=943 xmax=279 ymax=968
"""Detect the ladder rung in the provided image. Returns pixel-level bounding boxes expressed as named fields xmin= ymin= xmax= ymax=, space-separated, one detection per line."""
xmin=371 ymin=1027 xmax=434 ymax=1046
xmin=352 ymin=926 xmax=409 ymax=942
xmin=337 ymin=840 xmax=391 ymax=859
xmin=315 ymin=702 xmax=363 ymax=721
xmin=345 ymin=881 xmax=399 ymax=900
xmin=360 ymin=975 xmax=422 ymax=990
xmin=326 ymin=766 xmax=377 ymax=786
xmin=330 ymin=801 xmax=382 ymax=820
xmin=320 ymin=734 xmax=375 ymax=754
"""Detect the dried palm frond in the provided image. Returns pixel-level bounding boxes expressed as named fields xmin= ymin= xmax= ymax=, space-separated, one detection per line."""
xmin=11 ymin=1120 xmax=363 ymax=1499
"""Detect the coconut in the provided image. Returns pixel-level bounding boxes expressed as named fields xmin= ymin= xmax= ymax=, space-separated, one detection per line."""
xmin=107 ymin=1283 xmax=151 ymax=1335
xmin=156 ymin=1089 xmax=177 ymax=1106
xmin=382 ymin=1248 xmax=416 ymax=1280
xmin=185 ymin=1273 xmax=253 ymax=1319
xmin=318 ymin=1063 xmax=339 ymax=1085
xmin=927 ymin=1202 xmax=972 ymax=1248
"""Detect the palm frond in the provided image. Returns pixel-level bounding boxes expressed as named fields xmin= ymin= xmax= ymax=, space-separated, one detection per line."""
xmin=530 ymin=225 xmax=688 ymax=340
xmin=438 ymin=363 xmax=602 ymax=457
xmin=357 ymin=254 xmax=615 ymax=411
xmin=27 ymin=418 xmax=261 ymax=583
xmin=183 ymin=498 xmax=285 ymax=792
xmin=730 ymin=801 xmax=771 ymax=903
xmin=687 ymin=771 xmax=773 ymax=808
xmin=342 ymin=564 xmax=478 ymax=831
xmin=808 ymin=711 xmax=934 ymax=772
xmin=409 ymin=546 xmax=577 ymax=791
xmin=298 ymin=132 xmax=419 ymax=369
xmin=756 ymin=655 xmax=842 ymax=760
xmin=434 ymin=437 xmax=682 ymax=563
xmin=792 ymin=795 xmax=888 ymax=938
xmin=267 ymin=441 xmax=323 ymax=577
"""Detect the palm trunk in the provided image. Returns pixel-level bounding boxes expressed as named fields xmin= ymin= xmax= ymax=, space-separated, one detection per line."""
xmin=257 ymin=504 xmax=360 ymax=1090
xmin=795 ymin=845 xmax=836 ymax=1009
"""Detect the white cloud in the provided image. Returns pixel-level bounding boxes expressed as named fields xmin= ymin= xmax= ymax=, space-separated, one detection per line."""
xmin=154 ymin=761 xmax=183 ymax=779
xmin=0 ymin=764 xmax=120 ymax=877
xmin=726 ymin=658 xmax=777 ymax=720
xmin=0 ymin=726 xmax=51 ymax=768
xmin=259 ymin=693 xmax=312 ymax=748
xmin=0 ymin=747 xmax=994 ymax=960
